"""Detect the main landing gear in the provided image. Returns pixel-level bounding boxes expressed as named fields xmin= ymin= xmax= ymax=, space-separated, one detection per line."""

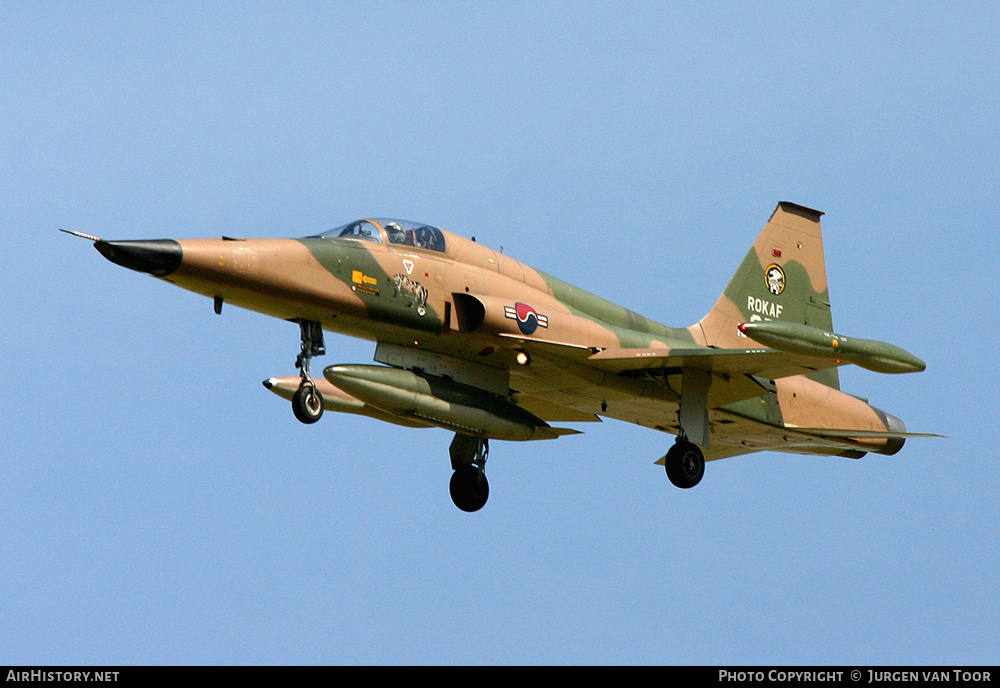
xmin=449 ymin=433 xmax=490 ymax=512
xmin=291 ymin=320 xmax=325 ymax=424
xmin=664 ymin=436 xmax=705 ymax=489
xmin=665 ymin=368 xmax=709 ymax=488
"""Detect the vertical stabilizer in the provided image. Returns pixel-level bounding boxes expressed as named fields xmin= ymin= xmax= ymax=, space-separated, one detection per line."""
xmin=690 ymin=202 xmax=839 ymax=389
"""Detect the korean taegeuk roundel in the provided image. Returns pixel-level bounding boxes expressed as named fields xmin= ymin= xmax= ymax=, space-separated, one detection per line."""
xmin=504 ymin=302 xmax=548 ymax=335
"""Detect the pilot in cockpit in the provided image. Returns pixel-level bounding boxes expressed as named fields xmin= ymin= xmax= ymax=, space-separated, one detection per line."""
xmin=388 ymin=222 xmax=418 ymax=246
xmin=415 ymin=226 xmax=433 ymax=249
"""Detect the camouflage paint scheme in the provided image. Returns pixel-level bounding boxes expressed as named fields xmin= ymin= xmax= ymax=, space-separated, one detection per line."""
xmin=80 ymin=203 xmax=932 ymax=493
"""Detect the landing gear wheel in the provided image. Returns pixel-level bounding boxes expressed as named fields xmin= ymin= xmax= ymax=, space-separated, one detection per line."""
xmin=665 ymin=439 xmax=705 ymax=489
xmin=292 ymin=384 xmax=324 ymax=424
xmin=450 ymin=464 xmax=490 ymax=512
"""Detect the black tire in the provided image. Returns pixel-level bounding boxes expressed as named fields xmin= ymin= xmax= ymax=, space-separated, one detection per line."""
xmin=449 ymin=465 xmax=489 ymax=512
xmin=664 ymin=440 xmax=705 ymax=489
xmin=292 ymin=384 xmax=324 ymax=424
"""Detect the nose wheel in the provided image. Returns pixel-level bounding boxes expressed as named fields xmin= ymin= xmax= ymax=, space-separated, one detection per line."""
xmin=292 ymin=383 xmax=324 ymax=424
xmin=291 ymin=319 xmax=325 ymax=424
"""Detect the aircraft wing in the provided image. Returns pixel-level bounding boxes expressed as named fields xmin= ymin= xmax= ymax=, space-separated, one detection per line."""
xmin=503 ymin=337 xmax=940 ymax=462
xmin=498 ymin=333 xmax=840 ymax=380
xmin=503 ymin=335 xmax=842 ymax=410
xmin=586 ymin=346 xmax=841 ymax=380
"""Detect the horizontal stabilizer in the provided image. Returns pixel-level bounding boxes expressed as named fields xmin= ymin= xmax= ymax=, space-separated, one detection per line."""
xmin=786 ymin=427 xmax=945 ymax=440
xmin=535 ymin=426 xmax=584 ymax=438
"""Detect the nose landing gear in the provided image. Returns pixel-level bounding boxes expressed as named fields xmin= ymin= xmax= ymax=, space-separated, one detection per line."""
xmin=292 ymin=320 xmax=325 ymax=424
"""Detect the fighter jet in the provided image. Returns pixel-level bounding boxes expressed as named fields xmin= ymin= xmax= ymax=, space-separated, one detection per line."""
xmin=65 ymin=202 xmax=935 ymax=512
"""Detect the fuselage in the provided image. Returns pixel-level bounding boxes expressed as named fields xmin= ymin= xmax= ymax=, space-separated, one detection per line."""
xmin=131 ymin=220 xmax=698 ymax=367
xmin=95 ymin=217 xmax=904 ymax=458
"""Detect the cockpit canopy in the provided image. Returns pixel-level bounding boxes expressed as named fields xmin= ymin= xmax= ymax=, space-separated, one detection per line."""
xmin=308 ymin=219 xmax=446 ymax=253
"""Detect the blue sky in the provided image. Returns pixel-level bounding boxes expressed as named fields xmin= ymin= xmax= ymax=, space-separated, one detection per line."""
xmin=2 ymin=2 xmax=997 ymax=664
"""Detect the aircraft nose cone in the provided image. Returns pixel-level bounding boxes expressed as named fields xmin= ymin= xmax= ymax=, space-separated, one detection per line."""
xmin=94 ymin=239 xmax=182 ymax=277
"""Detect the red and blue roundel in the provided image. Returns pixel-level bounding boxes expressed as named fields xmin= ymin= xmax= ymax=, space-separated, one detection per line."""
xmin=504 ymin=302 xmax=549 ymax=335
